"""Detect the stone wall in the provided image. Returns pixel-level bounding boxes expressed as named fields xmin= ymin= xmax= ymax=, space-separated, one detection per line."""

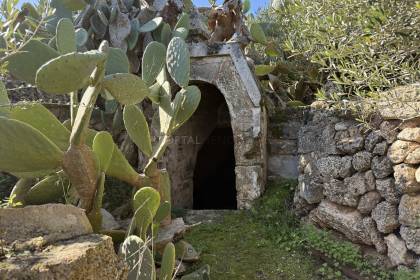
xmin=293 ymin=105 xmax=420 ymax=268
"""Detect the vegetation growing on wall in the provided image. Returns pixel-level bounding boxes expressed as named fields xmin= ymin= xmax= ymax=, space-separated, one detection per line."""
xmin=253 ymin=0 xmax=419 ymax=105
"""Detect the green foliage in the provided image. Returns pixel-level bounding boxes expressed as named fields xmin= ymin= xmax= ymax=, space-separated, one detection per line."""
xmin=0 ymin=117 xmax=63 ymax=176
xmin=250 ymin=23 xmax=267 ymax=44
xmin=142 ymin=41 xmax=166 ymax=86
xmin=160 ymin=242 xmax=176 ymax=280
xmin=103 ymin=73 xmax=149 ymax=105
xmin=36 ymin=51 xmax=107 ymax=94
xmin=257 ymin=0 xmax=420 ymax=99
xmin=93 ymin=132 xmax=114 ymax=172
xmin=56 ymin=18 xmax=76 ymax=54
xmin=123 ymin=105 xmax=153 ymax=157
xmin=5 ymin=40 xmax=59 ymax=84
xmin=166 ymin=37 xmax=190 ymax=88
xmin=120 ymin=235 xmax=157 ymax=280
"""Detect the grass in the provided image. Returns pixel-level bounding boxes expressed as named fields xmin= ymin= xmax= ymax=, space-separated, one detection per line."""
xmin=184 ymin=180 xmax=322 ymax=280
xmin=183 ymin=180 xmax=420 ymax=280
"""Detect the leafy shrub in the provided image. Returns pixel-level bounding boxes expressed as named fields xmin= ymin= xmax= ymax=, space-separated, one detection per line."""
xmin=256 ymin=0 xmax=419 ymax=101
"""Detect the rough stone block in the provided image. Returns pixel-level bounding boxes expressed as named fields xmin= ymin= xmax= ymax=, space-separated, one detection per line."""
xmin=371 ymin=156 xmax=394 ymax=179
xmin=352 ymin=151 xmax=372 ymax=172
xmin=363 ymin=217 xmax=387 ymax=254
xmin=358 ymin=191 xmax=382 ymax=215
xmin=398 ymin=128 xmax=420 ymax=143
xmin=371 ymin=201 xmax=399 ymax=234
xmin=384 ymin=234 xmax=415 ymax=267
xmin=323 ymin=178 xmax=359 ymax=207
xmin=376 ymin=178 xmax=400 ymax=204
xmin=399 ymin=194 xmax=420 ymax=228
xmin=388 ymin=140 xmax=419 ymax=164
xmin=297 ymin=174 xmax=324 ymax=204
xmin=394 ymin=164 xmax=420 ymax=194
xmin=268 ymin=155 xmax=298 ymax=179
xmin=400 ymin=226 xmax=420 ymax=255
xmin=309 ymin=200 xmax=372 ymax=245
xmin=235 ymin=165 xmax=264 ymax=209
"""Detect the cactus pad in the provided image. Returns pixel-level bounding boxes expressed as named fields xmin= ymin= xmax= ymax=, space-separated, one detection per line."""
xmin=56 ymin=18 xmax=76 ymax=54
xmin=10 ymin=103 xmax=70 ymax=151
xmin=139 ymin=17 xmax=163 ymax=33
xmin=25 ymin=171 xmax=69 ymax=205
xmin=250 ymin=23 xmax=267 ymax=44
xmin=5 ymin=40 xmax=59 ymax=84
xmin=93 ymin=131 xmax=115 ymax=172
xmin=106 ymin=47 xmax=130 ymax=74
xmin=175 ymin=13 xmax=190 ymax=30
xmin=160 ymin=242 xmax=176 ymax=280
xmin=142 ymin=41 xmax=166 ymax=86
xmin=0 ymin=81 xmax=10 ymax=117
xmin=120 ymin=235 xmax=156 ymax=280
xmin=172 ymin=27 xmax=189 ymax=40
xmin=172 ymin=86 xmax=201 ymax=130
xmin=36 ymin=51 xmax=107 ymax=94
xmin=166 ymin=37 xmax=190 ymax=88
xmin=103 ymin=73 xmax=149 ymax=105
xmin=75 ymin=28 xmax=88 ymax=47
xmin=0 ymin=118 xmax=63 ymax=175
xmin=123 ymin=105 xmax=153 ymax=157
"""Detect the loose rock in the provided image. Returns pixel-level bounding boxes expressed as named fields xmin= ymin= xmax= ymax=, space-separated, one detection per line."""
xmin=399 ymin=194 xmax=420 ymax=228
xmin=371 ymin=156 xmax=394 ymax=179
xmin=358 ymin=191 xmax=382 ymax=214
xmin=371 ymin=201 xmax=399 ymax=234
xmin=352 ymin=151 xmax=372 ymax=172
xmin=394 ymin=164 xmax=420 ymax=194
xmin=376 ymin=178 xmax=399 ymax=204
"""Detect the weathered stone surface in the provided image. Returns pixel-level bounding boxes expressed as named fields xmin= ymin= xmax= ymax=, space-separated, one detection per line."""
xmin=394 ymin=164 xmax=420 ymax=194
xmin=371 ymin=156 xmax=394 ymax=179
xmin=417 ymin=167 xmax=420 ymax=183
xmin=344 ymin=172 xmax=369 ymax=196
xmin=268 ymin=155 xmax=299 ymax=179
xmin=309 ymin=200 xmax=372 ymax=245
xmin=398 ymin=128 xmax=420 ymax=143
xmin=335 ymin=121 xmax=353 ymax=131
xmin=364 ymin=170 xmax=376 ymax=191
xmin=384 ymin=234 xmax=415 ymax=267
xmin=0 ymin=235 xmax=127 ymax=280
xmin=293 ymin=190 xmax=316 ymax=217
xmin=388 ymin=140 xmax=419 ymax=164
xmin=323 ymin=179 xmax=358 ymax=207
xmin=298 ymin=174 xmax=324 ymax=204
xmin=316 ymin=156 xmax=340 ymax=178
xmin=298 ymin=123 xmax=338 ymax=155
xmin=405 ymin=147 xmax=420 ymax=164
xmin=371 ymin=201 xmax=399 ymax=234
xmin=376 ymin=178 xmax=399 ymax=204
xmin=0 ymin=204 xmax=92 ymax=245
xmin=378 ymin=84 xmax=420 ymax=121
xmin=380 ymin=120 xmax=400 ymax=144
xmin=363 ymin=217 xmax=387 ymax=254
xmin=340 ymin=156 xmax=354 ymax=178
xmin=100 ymin=209 xmax=120 ymax=230
xmin=268 ymin=139 xmax=297 ymax=155
xmin=400 ymin=226 xmax=420 ymax=255
xmin=335 ymin=127 xmax=364 ymax=154
xmin=365 ymin=131 xmax=384 ymax=152
xmin=399 ymin=194 xmax=420 ymax=228
xmin=373 ymin=141 xmax=388 ymax=156
xmin=235 ymin=165 xmax=264 ymax=209
xmin=358 ymin=191 xmax=382 ymax=214
xmin=352 ymin=151 xmax=372 ymax=172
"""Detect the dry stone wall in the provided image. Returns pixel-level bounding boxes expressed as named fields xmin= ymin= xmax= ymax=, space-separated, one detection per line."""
xmin=293 ymin=106 xmax=420 ymax=268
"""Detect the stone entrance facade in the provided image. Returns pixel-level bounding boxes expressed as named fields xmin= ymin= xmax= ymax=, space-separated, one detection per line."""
xmin=162 ymin=43 xmax=267 ymax=210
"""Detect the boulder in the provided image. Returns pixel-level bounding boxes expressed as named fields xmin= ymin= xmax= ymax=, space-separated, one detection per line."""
xmin=384 ymin=234 xmax=415 ymax=267
xmin=155 ymin=218 xmax=188 ymax=250
xmin=365 ymin=131 xmax=384 ymax=152
xmin=394 ymin=164 xmax=420 ymax=194
xmin=388 ymin=140 xmax=419 ymax=164
xmin=371 ymin=201 xmax=399 ymax=234
xmin=373 ymin=141 xmax=388 ymax=156
xmin=0 ymin=235 xmax=127 ymax=280
xmin=363 ymin=217 xmax=387 ymax=254
xmin=323 ymin=179 xmax=359 ymax=207
xmin=399 ymin=194 xmax=420 ymax=228
xmin=344 ymin=172 xmax=369 ymax=196
xmin=352 ymin=151 xmax=372 ymax=172
xmin=316 ymin=156 xmax=344 ymax=179
xmin=371 ymin=156 xmax=394 ymax=179
xmin=297 ymin=174 xmax=324 ymax=204
xmin=358 ymin=191 xmax=382 ymax=215
xmin=335 ymin=127 xmax=364 ymax=154
xmin=405 ymin=147 xmax=420 ymax=164
xmin=309 ymin=200 xmax=372 ymax=245
xmin=376 ymin=178 xmax=399 ymax=204
xmin=400 ymin=226 xmax=420 ymax=255
xmin=398 ymin=128 xmax=420 ymax=143
xmin=0 ymin=204 xmax=92 ymax=245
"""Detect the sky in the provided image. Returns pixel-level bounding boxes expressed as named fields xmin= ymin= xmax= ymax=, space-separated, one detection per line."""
xmin=18 ymin=0 xmax=270 ymax=14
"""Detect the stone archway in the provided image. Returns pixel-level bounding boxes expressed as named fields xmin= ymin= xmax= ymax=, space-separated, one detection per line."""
xmin=162 ymin=43 xmax=267 ymax=209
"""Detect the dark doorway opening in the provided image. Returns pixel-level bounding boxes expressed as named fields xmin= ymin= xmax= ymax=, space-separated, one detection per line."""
xmin=193 ymin=126 xmax=237 ymax=209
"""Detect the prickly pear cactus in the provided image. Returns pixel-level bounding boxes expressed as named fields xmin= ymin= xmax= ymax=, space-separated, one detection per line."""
xmin=160 ymin=242 xmax=176 ymax=280
xmin=166 ymin=37 xmax=190 ymax=88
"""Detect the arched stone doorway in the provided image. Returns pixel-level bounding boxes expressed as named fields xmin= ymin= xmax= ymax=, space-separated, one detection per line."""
xmin=162 ymin=43 xmax=267 ymax=209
